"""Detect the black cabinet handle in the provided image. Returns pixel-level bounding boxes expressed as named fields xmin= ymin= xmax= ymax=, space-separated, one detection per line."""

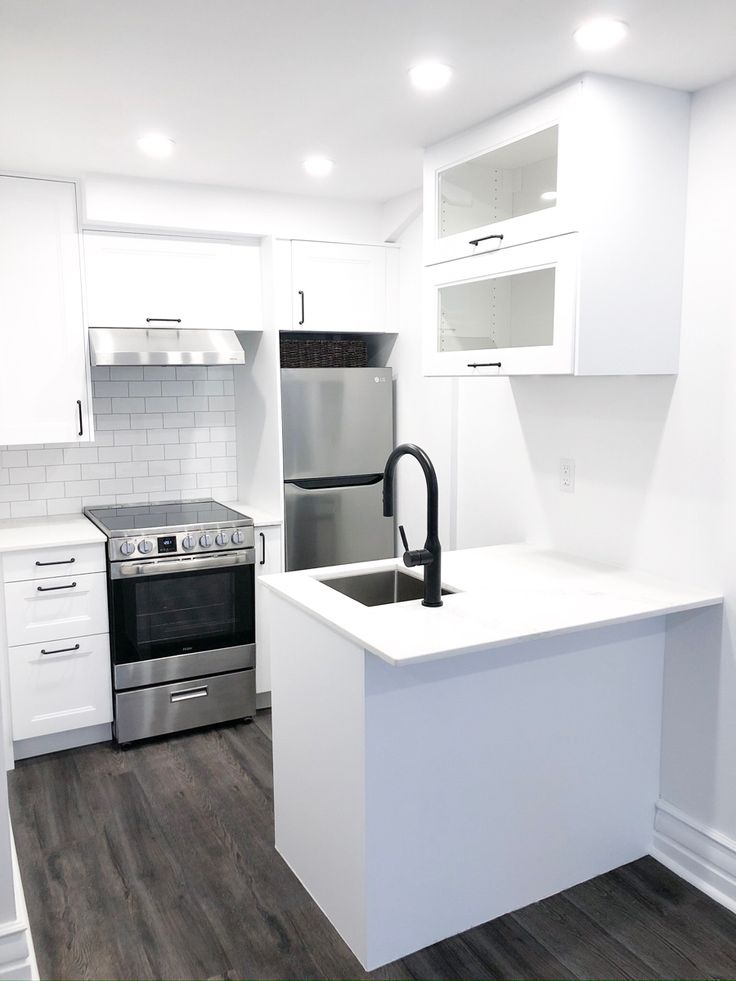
xmin=467 ymin=362 xmax=502 ymax=369
xmin=37 ymin=582 xmax=77 ymax=592
xmin=146 ymin=318 xmax=182 ymax=323
xmin=298 ymin=290 xmax=305 ymax=325
xmin=36 ymin=558 xmax=75 ymax=567
xmin=41 ymin=644 xmax=80 ymax=656
xmin=77 ymin=400 xmax=83 ymax=437
xmin=468 ymin=233 xmax=504 ymax=247
xmin=260 ymin=532 xmax=266 ymax=566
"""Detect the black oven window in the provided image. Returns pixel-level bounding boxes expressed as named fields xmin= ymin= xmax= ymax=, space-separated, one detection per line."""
xmin=111 ymin=564 xmax=255 ymax=664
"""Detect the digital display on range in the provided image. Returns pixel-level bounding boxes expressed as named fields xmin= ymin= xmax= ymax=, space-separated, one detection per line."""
xmin=157 ymin=535 xmax=178 ymax=554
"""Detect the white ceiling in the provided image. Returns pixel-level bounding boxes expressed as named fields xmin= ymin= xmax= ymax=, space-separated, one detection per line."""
xmin=1 ymin=0 xmax=736 ymax=203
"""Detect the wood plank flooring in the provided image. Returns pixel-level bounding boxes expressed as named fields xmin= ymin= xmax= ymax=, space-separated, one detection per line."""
xmin=8 ymin=714 xmax=736 ymax=981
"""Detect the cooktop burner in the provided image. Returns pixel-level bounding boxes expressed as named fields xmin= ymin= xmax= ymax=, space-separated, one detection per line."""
xmin=84 ymin=498 xmax=255 ymax=561
xmin=85 ymin=498 xmax=248 ymax=534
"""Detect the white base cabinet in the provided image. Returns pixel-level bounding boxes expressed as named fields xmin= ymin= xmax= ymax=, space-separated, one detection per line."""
xmin=1 ymin=543 xmax=112 ymax=757
xmin=0 ymin=175 xmax=92 ymax=444
xmin=288 ymin=240 xmax=399 ymax=333
xmin=423 ymin=75 xmax=690 ymax=376
xmin=254 ymin=523 xmax=283 ymax=697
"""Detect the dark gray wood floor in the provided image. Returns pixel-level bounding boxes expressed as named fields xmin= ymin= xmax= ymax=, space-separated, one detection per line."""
xmin=8 ymin=713 xmax=736 ymax=981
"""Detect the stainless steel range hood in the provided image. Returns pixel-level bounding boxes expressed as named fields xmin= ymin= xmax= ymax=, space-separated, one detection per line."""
xmin=89 ymin=328 xmax=245 ymax=367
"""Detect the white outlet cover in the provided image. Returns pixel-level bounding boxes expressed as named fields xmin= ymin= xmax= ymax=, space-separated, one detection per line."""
xmin=560 ymin=458 xmax=575 ymax=492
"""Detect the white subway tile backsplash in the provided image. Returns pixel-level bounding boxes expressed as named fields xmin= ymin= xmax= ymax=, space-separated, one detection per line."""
xmin=10 ymin=466 xmax=46 ymax=484
xmin=0 ymin=367 xmax=238 ymax=516
xmin=46 ymin=464 xmax=82 ymax=482
xmin=27 ymin=448 xmax=65 ymax=467
xmin=132 ymin=444 xmax=165 ymax=462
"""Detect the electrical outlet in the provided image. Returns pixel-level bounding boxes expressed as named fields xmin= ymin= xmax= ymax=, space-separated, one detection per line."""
xmin=560 ymin=458 xmax=575 ymax=493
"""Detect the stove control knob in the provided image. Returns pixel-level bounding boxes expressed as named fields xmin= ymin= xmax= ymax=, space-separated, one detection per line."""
xmin=182 ymin=535 xmax=196 ymax=551
xmin=231 ymin=529 xmax=245 ymax=546
xmin=199 ymin=533 xmax=214 ymax=549
xmin=138 ymin=539 xmax=154 ymax=555
xmin=215 ymin=531 xmax=229 ymax=547
xmin=120 ymin=540 xmax=136 ymax=556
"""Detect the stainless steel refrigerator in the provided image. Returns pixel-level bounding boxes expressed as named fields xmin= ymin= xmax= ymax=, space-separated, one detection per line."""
xmin=281 ymin=367 xmax=394 ymax=571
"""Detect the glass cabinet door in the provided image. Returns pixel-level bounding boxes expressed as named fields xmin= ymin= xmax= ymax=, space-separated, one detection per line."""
xmin=424 ymin=235 xmax=578 ymax=377
xmin=438 ymin=126 xmax=559 ymax=241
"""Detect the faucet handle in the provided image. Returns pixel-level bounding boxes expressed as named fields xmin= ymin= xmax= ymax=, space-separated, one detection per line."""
xmin=398 ymin=524 xmax=410 ymax=553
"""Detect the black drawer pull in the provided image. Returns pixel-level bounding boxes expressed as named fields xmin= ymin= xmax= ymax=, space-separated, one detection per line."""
xmin=298 ymin=290 xmax=305 ymax=325
xmin=37 ymin=582 xmax=77 ymax=592
xmin=36 ymin=558 xmax=75 ymax=567
xmin=146 ymin=317 xmax=182 ymax=323
xmin=260 ymin=532 xmax=266 ymax=566
xmin=467 ymin=362 xmax=502 ymax=369
xmin=468 ymin=233 xmax=504 ymax=247
xmin=41 ymin=644 xmax=80 ymax=656
xmin=77 ymin=399 xmax=84 ymax=437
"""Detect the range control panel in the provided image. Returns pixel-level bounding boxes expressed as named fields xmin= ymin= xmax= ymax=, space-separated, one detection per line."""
xmin=108 ymin=525 xmax=255 ymax=562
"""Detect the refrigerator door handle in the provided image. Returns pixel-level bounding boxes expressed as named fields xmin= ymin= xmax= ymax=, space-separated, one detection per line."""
xmin=285 ymin=474 xmax=383 ymax=490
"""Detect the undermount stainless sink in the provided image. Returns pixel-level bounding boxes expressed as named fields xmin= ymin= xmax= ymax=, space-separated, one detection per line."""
xmin=318 ymin=569 xmax=455 ymax=607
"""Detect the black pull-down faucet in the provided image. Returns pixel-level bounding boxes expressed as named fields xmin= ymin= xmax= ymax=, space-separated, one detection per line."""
xmin=382 ymin=443 xmax=443 ymax=608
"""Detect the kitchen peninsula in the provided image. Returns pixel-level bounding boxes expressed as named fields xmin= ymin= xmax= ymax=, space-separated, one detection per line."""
xmin=260 ymin=545 xmax=722 ymax=970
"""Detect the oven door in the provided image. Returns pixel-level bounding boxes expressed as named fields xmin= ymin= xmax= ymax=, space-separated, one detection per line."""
xmin=109 ymin=549 xmax=255 ymax=689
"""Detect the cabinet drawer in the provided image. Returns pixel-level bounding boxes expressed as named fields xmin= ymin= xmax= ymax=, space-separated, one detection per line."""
xmin=3 ymin=543 xmax=106 ymax=583
xmin=9 ymin=632 xmax=112 ymax=741
xmin=114 ymin=668 xmax=255 ymax=743
xmin=4 ymin=571 xmax=109 ymax=647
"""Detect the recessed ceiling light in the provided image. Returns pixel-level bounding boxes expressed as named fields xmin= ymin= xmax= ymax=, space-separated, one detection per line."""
xmin=409 ymin=61 xmax=453 ymax=92
xmin=137 ymin=133 xmax=176 ymax=159
xmin=303 ymin=155 xmax=334 ymax=177
xmin=540 ymin=190 xmax=558 ymax=202
xmin=573 ymin=18 xmax=629 ymax=51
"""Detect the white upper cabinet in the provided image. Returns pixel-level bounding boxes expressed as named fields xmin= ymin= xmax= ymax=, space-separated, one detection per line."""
xmin=84 ymin=232 xmax=262 ymax=331
xmin=423 ymin=75 xmax=691 ymax=376
xmin=289 ymin=240 xmax=398 ymax=333
xmin=425 ymin=235 xmax=578 ymax=377
xmin=0 ymin=175 xmax=92 ymax=445
xmin=424 ymin=85 xmax=578 ymax=265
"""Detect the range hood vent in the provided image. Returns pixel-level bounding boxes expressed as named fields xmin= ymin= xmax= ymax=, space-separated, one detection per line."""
xmin=89 ymin=328 xmax=245 ymax=367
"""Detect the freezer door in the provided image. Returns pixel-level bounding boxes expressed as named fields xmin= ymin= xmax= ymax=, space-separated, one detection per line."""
xmin=284 ymin=479 xmax=395 ymax=571
xmin=281 ymin=368 xmax=393 ymax=480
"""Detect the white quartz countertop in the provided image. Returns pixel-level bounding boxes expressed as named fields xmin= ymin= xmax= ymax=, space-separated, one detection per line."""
xmin=260 ymin=544 xmax=723 ymax=666
xmin=0 ymin=514 xmax=106 ymax=553
xmin=230 ymin=502 xmax=282 ymax=526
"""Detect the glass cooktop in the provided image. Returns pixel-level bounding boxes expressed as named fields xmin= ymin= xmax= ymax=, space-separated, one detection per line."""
xmin=84 ymin=498 xmax=250 ymax=535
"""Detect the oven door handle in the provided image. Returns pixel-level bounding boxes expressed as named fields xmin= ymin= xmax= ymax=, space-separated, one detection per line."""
xmin=110 ymin=549 xmax=255 ymax=580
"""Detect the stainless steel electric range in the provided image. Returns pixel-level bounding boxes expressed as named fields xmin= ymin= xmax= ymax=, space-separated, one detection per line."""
xmin=84 ymin=498 xmax=256 ymax=744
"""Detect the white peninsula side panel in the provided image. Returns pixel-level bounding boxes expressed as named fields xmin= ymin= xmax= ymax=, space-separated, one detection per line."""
xmin=267 ymin=588 xmax=666 ymax=970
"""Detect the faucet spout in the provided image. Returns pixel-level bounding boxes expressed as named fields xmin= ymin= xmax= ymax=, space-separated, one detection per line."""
xmin=383 ymin=443 xmax=442 ymax=608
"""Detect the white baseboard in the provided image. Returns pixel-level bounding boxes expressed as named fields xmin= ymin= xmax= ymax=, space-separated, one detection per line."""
xmin=12 ymin=722 xmax=112 ymax=763
xmin=651 ymin=798 xmax=736 ymax=916
xmin=0 ymin=834 xmax=37 ymax=980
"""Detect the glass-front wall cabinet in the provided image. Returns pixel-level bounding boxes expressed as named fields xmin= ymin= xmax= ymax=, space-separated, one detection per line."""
xmin=437 ymin=126 xmax=559 ymax=242
xmin=424 ymin=235 xmax=578 ymax=377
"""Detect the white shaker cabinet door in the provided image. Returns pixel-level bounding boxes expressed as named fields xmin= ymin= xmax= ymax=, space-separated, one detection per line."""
xmin=290 ymin=241 xmax=393 ymax=333
xmin=0 ymin=176 xmax=90 ymax=445
xmin=84 ymin=232 xmax=262 ymax=331
xmin=254 ymin=524 xmax=283 ymax=695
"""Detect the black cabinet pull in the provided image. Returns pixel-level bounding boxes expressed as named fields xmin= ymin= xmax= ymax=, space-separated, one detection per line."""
xmin=467 ymin=362 xmax=502 ymax=369
xmin=41 ymin=644 xmax=80 ymax=656
xmin=298 ymin=290 xmax=305 ymax=325
xmin=77 ymin=400 xmax=84 ymax=437
xmin=146 ymin=317 xmax=182 ymax=323
xmin=260 ymin=532 xmax=266 ymax=566
xmin=36 ymin=558 xmax=75 ymax=567
xmin=468 ymin=233 xmax=504 ymax=247
xmin=37 ymin=582 xmax=77 ymax=592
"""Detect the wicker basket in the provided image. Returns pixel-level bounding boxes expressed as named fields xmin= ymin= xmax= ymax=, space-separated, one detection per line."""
xmin=280 ymin=337 xmax=368 ymax=369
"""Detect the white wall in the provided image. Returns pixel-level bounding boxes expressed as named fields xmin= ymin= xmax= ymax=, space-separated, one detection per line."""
xmin=84 ymin=174 xmax=385 ymax=242
xmin=451 ymin=75 xmax=736 ymax=838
